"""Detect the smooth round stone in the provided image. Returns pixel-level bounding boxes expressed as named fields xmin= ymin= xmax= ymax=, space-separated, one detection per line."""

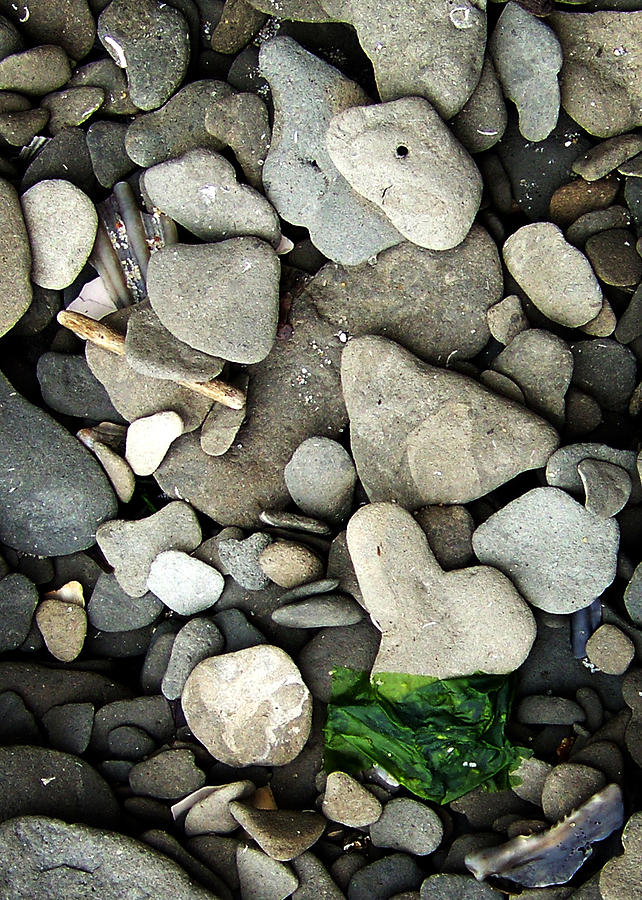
xmin=585 ymin=228 xmax=642 ymax=287
xmin=181 ymin=645 xmax=312 ymax=766
xmin=326 ymin=96 xmax=482 ymax=251
xmin=20 ymin=127 xmax=95 ymax=195
xmin=370 ymin=798 xmax=443 ymax=855
xmin=322 ymin=771 xmax=382 ymax=828
xmin=0 ymin=107 xmax=48 ymax=146
xmin=578 ymin=458 xmax=631 ymax=518
xmin=298 ymin=619 xmax=380 ymax=703
xmin=570 ymin=339 xmax=637 ymax=412
xmin=451 ymin=54 xmax=507 ymax=154
xmin=237 ymin=846 xmax=299 ymax=900
xmin=142 ymin=148 xmax=280 ymax=245
xmin=36 ymin=351 xmax=121 ymax=421
xmin=108 ymin=725 xmax=156 ymax=760
xmin=161 ymin=617 xmax=224 ymax=701
xmin=0 ymin=177 xmax=31 ymax=338
xmin=271 ymin=593 xmax=364 ymax=628
xmin=573 ymin=134 xmax=642 ymax=181
xmin=125 ymin=411 xmax=183 ymax=477
xmin=510 ymin=757 xmax=552 ymax=806
xmin=0 ymin=45 xmax=70 ymax=95
xmin=41 ymin=702 xmax=94 ymax=755
xmin=87 ymin=572 xmax=163 ymax=633
xmin=487 ymin=295 xmax=529 ymax=347
xmin=0 ymin=573 xmax=37 ymax=653
xmin=549 ymin=175 xmax=619 ymax=228
xmin=502 ymin=223 xmax=603 ymax=327
xmin=516 ymin=695 xmax=586 ymax=725
xmin=540 ymin=763 xmax=606 ymax=822
xmin=217 ymin=531 xmax=272 ymax=590
xmin=147 ymin=238 xmax=279 ymax=364
xmin=586 ymin=624 xmax=635 ymax=675
xmin=184 ymin=781 xmax=255 ymax=835
xmin=348 ymin=853 xmax=423 ymax=900
xmin=258 ymin=540 xmax=324 ymax=589
xmin=0 ymin=15 xmax=22 ymax=60
xmin=86 ymin=120 xmax=136 ymax=189
xmin=472 ymin=487 xmax=619 ymax=614
xmin=21 ymin=179 xmax=97 ymax=290
xmin=98 ymin=0 xmax=190 ymax=111
xmin=146 ymin=550 xmax=224 ymax=615
xmin=78 ymin=436 xmax=134 ymax=504
xmin=566 ymin=205 xmax=632 ymax=246
xmin=69 ymin=58 xmax=137 ymax=117
xmin=35 ymin=597 xmax=86 ymax=663
xmin=40 ymin=86 xmax=104 ymax=135
xmin=199 ymin=383 xmax=247 ymax=457
xmin=489 ymin=2 xmax=562 ymax=142
xmin=601 ymin=812 xmax=642 ymax=900
xmin=285 ymin=437 xmax=356 ymax=525
xmin=546 ymin=442 xmax=641 ymax=500
xmin=1 ymin=0 xmax=96 ymax=60
xmin=129 ymin=749 xmax=205 ymax=800
xmin=229 ymin=803 xmax=325 ymax=862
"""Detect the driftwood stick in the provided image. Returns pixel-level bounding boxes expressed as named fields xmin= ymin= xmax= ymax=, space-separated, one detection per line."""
xmin=57 ymin=310 xmax=246 ymax=410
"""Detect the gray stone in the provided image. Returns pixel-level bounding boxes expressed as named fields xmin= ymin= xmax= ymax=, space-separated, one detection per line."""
xmin=194 ymin=528 xmax=244 ymax=575
xmin=348 ymin=853 xmax=423 ymax=900
xmin=326 ymin=97 xmax=482 ymax=251
xmin=322 ymin=771 xmax=382 ymax=827
xmin=0 ymin=691 xmax=38 ymax=744
xmin=487 ymin=295 xmax=529 ymax=347
xmin=0 ymin=177 xmax=31 ymax=337
xmin=586 ymin=624 xmax=635 ymax=675
xmin=217 ymin=532 xmax=272 ymax=590
xmin=141 ymin=625 xmax=178 ymax=694
xmin=69 ymin=58 xmax=137 ymax=117
xmin=370 ymin=798 xmax=443 ymax=855
xmin=420 ymin=874 xmax=502 ymax=899
xmin=272 ymin=593 xmax=364 ymax=628
xmin=147 ymin=238 xmax=279 ymax=364
xmin=413 ymin=505 xmax=475 ymax=571
xmin=98 ymin=0 xmax=190 ymax=111
xmin=96 ymin=501 xmax=202 ymax=598
xmin=285 ymin=437 xmax=356 ymax=525
xmin=78 ymin=436 xmax=134 ymax=504
xmin=550 ymin=11 xmax=642 ymax=138
xmin=601 ymin=811 xmax=642 ymax=900
xmin=0 ymin=0 xmax=95 ymax=60
xmin=40 ymin=86 xmax=105 ymax=135
xmin=162 ymin=617 xmax=224 ymax=700
xmin=200 ymin=375 xmax=249 ymax=457
xmin=21 ymin=179 xmax=97 ymax=290
xmin=36 ymin=352 xmax=121 ymax=421
xmin=125 ymin=411 xmax=183 ymax=477
xmin=41 ymin=702 xmax=94 ymax=755
xmin=492 ymin=329 xmax=573 ymax=427
xmin=490 ymin=3 xmax=562 ymax=142
xmin=625 ymin=561 xmax=642 ymax=626
xmin=88 ymin=572 xmax=163 ymax=633
xmin=108 ymin=724 xmax=156 ymax=760
xmin=540 ymin=763 xmax=606 ymax=821
xmin=184 ymin=780 xmax=255 ymax=835
xmin=258 ymin=540 xmax=324 ymax=589
xmin=571 ymin=338 xmax=637 ymax=412
xmin=0 ymin=107 xmax=48 ymax=146
xmin=259 ymin=36 xmax=403 ymax=265
xmin=342 ymin=335 xmax=559 ymax=508
xmin=0 ymin=815 xmax=219 ymax=899
xmin=230 ymin=803 xmax=325 ymax=861
xmin=129 ymin=749 xmax=205 ymax=800
xmin=0 ymin=573 xmax=37 ymax=653
xmin=573 ymin=134 xmax=642 ymax=181
xmin=510 ymin=757 xmax=552 ymax=806
xmin=212 ymin=607 xmax=267 ymax=652
xmin=181 ymin=645 xmax=312 ymax=766
xmin=472 ymin=486 xmax=619 ymax=614
xmin=546 ymin=442 xmax=641 ymax=501
xmin=306 ymin=225 xmax=502 ymax=365
xmin=347 ymin=502 xmax=535 ymax=679
xmin=291 ymin=851 xmax=344 ymax=900
xmin=451 ymin=55 xmax=507 ymax=154
xmin=0 ymin=14 xmax=21 ymax=61
xmin=0 ymin=45 xmax=70 ymax=95
xmin=0 ymin=373 xmax=117 ymax=556
xmin=91 ymin=695 xmax=174 ymax=756
xmin=237 ymin=846 xmax=299 ymax=900
xmin=516 ymin=695 xmax=586 ymax=726
xmin=86 ymin=120 xmax=136 ymax=189
xmin=297 ymin=619 xmax=380 ymax=703
xmin=203 ymin=91 xmax=272 ymax=189
xmin=147 ymin=550 xmax=224 ymax=615
xmin=567 ymin=205 xmax=633 ymax=247
xmin=21 ymin=126 xmax=95 ymax=195
xmin=578 ymin=458 xmax=631 ymax=517
xmin=142 ymin=149 xmax=280 ymax=244
xmin=502 ymin=223 xmax=603 ymax=327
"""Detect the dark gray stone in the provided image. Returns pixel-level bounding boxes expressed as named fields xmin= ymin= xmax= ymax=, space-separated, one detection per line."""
xmin=161 ymin=617 xmax=224 ymax=700
xmin=20 ymin=127 xmax=96 ymax=194
xmin=0 ymin=691 xmax=39 ymax=744
xmin=86 ymin=120 xmax=137 ymax=188
xmin=0 ymin=45 xmax=70 ymax=95
xmin=0 ymin=573 xmax=37 ymax=653
xmin=90 ymin=695 xmax=175 ymax=756
xmin=88 ymin=573 xmax=164 ymax=632
xmin=347 ymin=853 xmax=424 ymax=900
xmin=37 ymin=352 xmax=123 ymax=421
xmin=297 ymin=620 xmax=380 ymax=702
xmin=41 ymin=702 xmax=94 ymax=755
xmin=217 ymin=532 xmax=273 ymax=590
xmin=0 ymin=177 xmax=31 ymax=338
xmin=0 ymin=0 xmax=95 ymax=60
xmin=570 ymin=339 xmax=637 ymax=412
xmin=211 ymin=607 xmax=267 ymax=652
xmin=129 ymin=749 xmax=205 ymax=800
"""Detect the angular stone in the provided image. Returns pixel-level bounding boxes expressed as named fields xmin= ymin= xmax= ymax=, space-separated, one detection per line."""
xmin=0 ymin=177 xmax=31 ymax=337
xmin=347 ymin=502 xmax=536 ymax=679
xmin=181 ymin=645 xmax=312 ymax=766
xmin=161 ymin=617 xmax=224 ymax=700
xmin=341 ymin=335 xmax=559 ymax=508
xmin=184 ymin=780 xmax=255 ymax=835
xmin=322 ymin=771 xmax=382 ymax=827
xmin=230 ymin=803 xmax=325 ymax=861
xmin=326 ymin=97 xmax=482 ymax=251
xmin=125 ymin=411 xmax=183 ymax=476
xmin=472 ymin=486 xmax=619 ymax=614
xmin=147 ymin=551 xmax=224 ymax=615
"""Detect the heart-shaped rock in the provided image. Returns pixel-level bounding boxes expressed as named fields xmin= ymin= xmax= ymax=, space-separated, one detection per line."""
xmin=346 ymin=502 xmax=536 ymax=679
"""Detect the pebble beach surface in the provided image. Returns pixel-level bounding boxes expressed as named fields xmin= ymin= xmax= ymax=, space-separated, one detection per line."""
xmin=1 ymin=0 xmax=642 ymax=898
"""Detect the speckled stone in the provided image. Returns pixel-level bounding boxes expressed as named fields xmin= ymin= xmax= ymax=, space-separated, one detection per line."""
xmin=0 ymin=177 xmax=31 ymax=337
xmin=586 ymin=624 xmax=635 ymax=675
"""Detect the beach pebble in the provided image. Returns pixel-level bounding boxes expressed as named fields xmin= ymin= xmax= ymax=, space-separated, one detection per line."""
xmin=566 ymin=205 xmax=632 ymax=247
xmin=502 ymin=223 xmax=603 ymax=327
xmin=35 ymin=582 xmax=86 ymax=663
xmin=184 ymin=781 xmax=255 ymax=835
xmin=40 ymin=86 xmax=104 ymax=135
xmin=216 ymin=531 xmax=272 ymax=590
xmin=237 ymin=845 xmax=299 ymax=900
xmin=326 ymin=96 xmax=482 ymax=251
xmin=258 ymin=541 xmax=324 ymax=589
xmin=348 ymin=853 xmax=423 ymax=900
xmin=96 ymin=501 xmax=202 ymax=598
xmin=182 ymin=645 xmax=312 ymax=766
xmin=546 ymin=442 xmax=641 ymax=500
xmin=451 ymin=54 xmax=507 ymax=154
xmin=586 ymin=624 xmax=635 ymax=675
xmin=41 ymin=702 xmax=94 ymax=755
xmin=516 ymin=695 xmax=586 ymax=726
xmin=125 ymin=411 xmax=183 ymax=477
xmin=98 ymin=0 xmax=190 ymax=111
xmin=0 ymin=45 xmax=70 ymax=95
xmin=0 ymin=178 xmax=31 ymax=337
xmin=370 ymin=798 xmax=443 ymax=855
xmin=487 ymin=295 xmax=529 ymax=347
xmin=129 ymin=749 xmax=205 ymax=801
xmin=36 ymin=352 xmax=121 ymax=422
xmin=490 ymin=2 xmax=562 ymax=142
xmin=570 ymin=338 xmax=637 ymax=412
xmin=413 ymin=505 xmax=474 ymax=571
xmin=86 ymin=119 xmax=136 ymax=189
xmin=297 ymin=619 xmax=381 ymax=703
xmin=601 ymin=812 xmax=642 ymax=900
xmin=21 ymin=180 xmax=97 ymax=291
xmin=322 ymin=771 xmax=382 ymax=827
xmin=203 ymin=91 xmax=271 ymax=189
xmin=550 ymin=176 xmax=620 ymax=229
xmin=272 ymin=593 xmax=364 ymax=628
xmin=77 ymin=435 xmax=135 ymax=504
xmin=0 ymin=574 xmax=37 ymax=654
xmin=230 ymin=803 xmax=326 ymax=861
xmin=586 ymin=228 xmax=642 ymax=288
xmin=510 ymin=757 xmax=552 ymax=806
xmin=147 ymin=238 xmax=279 ymax=364
xmin=540 ymin=763 xmax=606 ymax=821
xmin=147 ymin=551 xmax=224 ymax=616
xmin=472 ymin=486 xmax=619 ymax=614
xmin=285 ymin=437 xmax=356 ymax=525
xmin=347 ymin=502 xmax=535 ymax=679
xmin=68 ymin=57 xmax=136 ymax=116
xmin=420 ymin=873 xmax=502 ymax=899
xmin=88 ymin=572 xmax=162 ymax=633
xmin=199 ymin=377 xmax=248 ymax=457
xmin=578 ymin=458 xmax=631 ymax=517
xmin=573 ymin=133 xmax=642 ymax=182
xmin=291 ymin=851 xmax=345 ymax=900
xmin=161 ymin=617 xmax=224 ymax=700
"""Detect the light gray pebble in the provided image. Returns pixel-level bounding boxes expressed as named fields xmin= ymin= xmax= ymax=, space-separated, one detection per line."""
xmin=185 ymin=780 xmax=255 ymax=835
xmin=586 ymin=624 xmax=635 ymax=676
xmin=272 ymin=593 xmax=364 ymax=628
xmin=420 ymin=873 xmax=503 ymax=899
xmin=578 ymin=458 xmax=631 ymax=517
xmin=285 ymin=437 xmax=356 ymax=525
xmin=259 ymin=540 xmax=325 ymax=589
xmin=147 ymin=550 xmax=224 ymax=616
xmin=237 ymin=846 xmax=299 ymax=900
xmin=161 ymin=617 xmax=224 ymax=700
xmin=370 ymin=798 xmax=443 ymax=855
xmin=218 ymin=532 xmax=273 ymax=590
xmin=322 ymin=771 xmax=382 ymax=827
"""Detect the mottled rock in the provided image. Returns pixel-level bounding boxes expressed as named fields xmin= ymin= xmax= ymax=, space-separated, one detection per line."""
xmin=230 ymin=802 xmax=325 ymax=861
xmin=322 ymin=771 xmax=382 ymax=827
xmin=217 ymin=531 xmax=272 ymax=590
xmin=125 ymin=411 xmax=183 ymax=477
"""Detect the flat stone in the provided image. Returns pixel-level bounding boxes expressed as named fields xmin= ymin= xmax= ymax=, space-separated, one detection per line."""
xmin=550 ymin=11 xmax=642 ymax=138
xmin=0 ymin=690 xmax=39 ymax=744
xmin=578 ymin=458 xmax=631 ymax=518
xmin=570 ymin=338 xmax=637 ymax=412
xmin=549 ymin=175 xmax=620 ymax=228
xmin=142 ymin=148 xmax=280 ymax=245
xmin=98 ymin=0 xmax=190 ymax=111
xmin=184 ymin=780 xmax=255 ymax=835
xmin=307 ymin=224 xmax=502 ymax=364
xmin=147 ymin=238 xmax=279 ymax=364
xmin=566 ymin=205 xmax=632 ymax=246
xmin=108 ymin=724 xmax=156 ymax=760
xmin=77 ymin=436 xmax=134 ymax=504
xmin=510 ymin=757 xmax=552 ymax=806
xmin=259 ymin=510 xmax=331 ymax=535
xmin=258 ymin=540 xmax=324 ymax=589
xmin=21 ymin=126 xmax=95 ymax=194
xmin=21 ymin=179 xmax=97 ymax=290
xmin=218 ymin=531 xmax=273 ymax=590
xmin=129 ymin=749 xmax=205 ymax=800
xmin=586 ymin=624 xmax=635 ymax=675
xmin=0 ymin=746 xmax=118 ymax=826
xmin=41 ymin=702 xmax=94 ymax=755
xmin=259 ymin=36 xmax=403 ymax=265
xmin=370 ymin=798 xmax=443 ymax=855
xmin=91 ymin=695 xmax=174 ymax=756
xmin=125 ymin=411 xmax=183 ymax=477
xmin=0 ymin=14 xmax=21 ymax=60
xmin=36 ymin=592 xmax=87 ymax=663
xmin=0 ymin=178 xmax=31 ymax=337
xmin=161 ymin=617 xmax=224 ymax=700
xmin=347 ymin=502 xmax=535 ymax=679
xmin=36 ymin=352 xmax=121 ymax=421
xmin=285 ymin=437 xmax=356 ymax=525
xmin=472 ymin=486 xmax=619 ymax=614
xmin=601 ymin=811 xmax=642 ymax=900
xmin=540 ymin=763 xmax=606 ymax=821
xmin=230 ymin=803 xmax=325 ymax=861
xmin=0 ymin=107 xmax=48 ymax=146
xmin=616 ymin=282 xmax=642 ymax=345
xmin=88 ymin=572 xmax=163 ymax=633
xmin=516 ymin=695 xmax=586 ymax=725
xmin=147 ymin=550 xmax=224 ymax=615
xmin=341 ymin=335 xmax=559 ymax=508
xmin=490 ymin=2 xmax=562 ymax=142
xmin=96 ymin=501 xmax=202 ymax=598
xmin=546 ymin=442 xmax=641 ymax=501
xmin=326 ymin=96 xmax=482 ymax=251
xmin=181 ymin=645 xmax=312 ymax=766
xmin=86 ymin=119 xmax=136 ymax=189
xmin=0 ymin=45 xmax=70 ymax=95
xmin=69 ymin=58 xmax=137 ymax=116
xmin=348 ymin=853 xmax=423 ymax=900
xmin=298 ymin=619 xmax=381 ymax=703
xmin=0 ymin=0 xmax=95 ymax=60
xmin=573 ymin=134 xmax=642 ymax=182
xmin=487 ymin=295 xmax=529 ymax=346
xmin=502 ymin=223 xmax=603 ymax=327
xmin=0 ymin=573 xmax=37 ymax=653
xmin=237 ymin=845 xmax=299 ymax=900
xmin=451 ymin=54 xmax=507 ymax=154
xmin=492 ymin=329 xmax=573 ymax=427
xmin=199 ymin=374 xmax=248 ymax=457
xmin=413 ymin=505 xmax=474 ymax=571
xmin=272 ymin=593 xmax=364 ymax=628
xmin=0 ymin=815 xmax=220 ymax=899
xmin=40 ymin=86 xmax=104 ymax=135
xmin=322 ymin=771 xmax=382 ymax=827
xmin=585 ymin=228 xmax=642 ymax=287
xmin=420 ymin=874 xmax=502 ymax=899
xmin=0 ymin=373 xmax=117 ymax=556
